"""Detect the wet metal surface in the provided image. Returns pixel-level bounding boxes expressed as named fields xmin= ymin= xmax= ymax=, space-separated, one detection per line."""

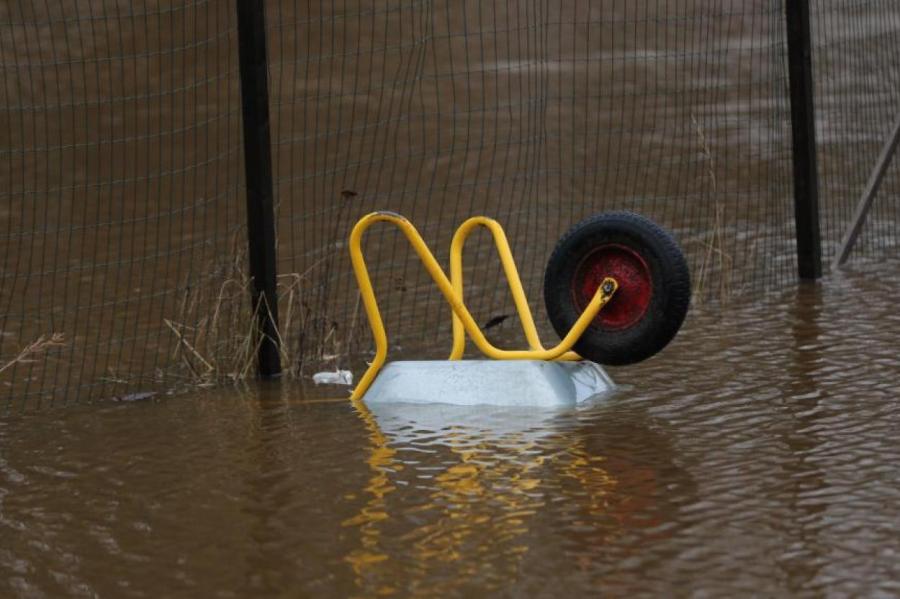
xmin=2 ymin=263 xmax=899 ymax=596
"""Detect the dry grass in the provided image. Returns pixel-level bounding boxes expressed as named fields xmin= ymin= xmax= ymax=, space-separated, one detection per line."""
xmin=691 ymin=113 xmax=733 ymax=304
xmin=0 ymin=333 xmax=66 ymax=378
xmin=161 ymin=235 xmax=359 ymax=386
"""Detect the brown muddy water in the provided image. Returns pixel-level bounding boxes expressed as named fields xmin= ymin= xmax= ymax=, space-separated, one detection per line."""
xmin=1 ymin=261 xmax=899 ymax=597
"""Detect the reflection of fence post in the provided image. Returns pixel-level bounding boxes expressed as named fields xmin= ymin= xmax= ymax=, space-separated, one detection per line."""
xmin=785 ymin=0 xmax=823 ymax=280
xmin=236 ymin=0 xmax=281 ymax=377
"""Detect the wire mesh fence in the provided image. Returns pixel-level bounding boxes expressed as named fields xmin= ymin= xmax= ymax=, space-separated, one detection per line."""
xmin=0 ymin=1 xmax=246 ymax=409
xmin=265 ymin=0 xmax=798 ymax=374
xmin=811 ymin=0 xmax=900 ymax=261
xmin=0 ymin=1 xmax=897 ymax=409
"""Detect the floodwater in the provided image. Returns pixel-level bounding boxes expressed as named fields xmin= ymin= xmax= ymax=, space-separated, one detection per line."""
xmin=2 ymin=261 xmax=899 ymax=597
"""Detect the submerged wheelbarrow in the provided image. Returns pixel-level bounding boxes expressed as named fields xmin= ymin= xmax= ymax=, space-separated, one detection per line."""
xmin=349 ymin=211 xmax=691 ymax=407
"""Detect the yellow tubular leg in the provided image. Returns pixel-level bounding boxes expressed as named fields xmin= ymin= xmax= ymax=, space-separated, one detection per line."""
xmin=448 ymin=216 xmax=580 ymax=361
xmin=348 ymin=212 xmax=617 ymax=400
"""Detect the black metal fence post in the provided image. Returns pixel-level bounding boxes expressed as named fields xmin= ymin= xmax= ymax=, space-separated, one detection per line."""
xmin=785 ymin=0 xmax=823 ymax=280
xmin=236 ymin=0 xmax=281 ymax=377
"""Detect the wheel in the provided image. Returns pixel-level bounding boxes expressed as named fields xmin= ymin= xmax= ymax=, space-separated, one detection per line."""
xmin=543 ymin=212 xmax=691 ymax=365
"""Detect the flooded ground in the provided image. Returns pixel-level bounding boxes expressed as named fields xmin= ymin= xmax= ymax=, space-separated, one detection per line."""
xmin=1 ymin=2 xmax=900 ymax=595
xmin=2 ymin=261 xmax=898 ymax=597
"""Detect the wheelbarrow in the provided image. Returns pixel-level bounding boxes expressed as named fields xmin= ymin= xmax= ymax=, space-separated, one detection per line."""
xmin=348 ymin=211 xmax=691 ymax=407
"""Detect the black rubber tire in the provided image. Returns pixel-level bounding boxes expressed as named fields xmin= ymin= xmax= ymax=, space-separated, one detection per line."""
xmin=543 ymin=211 xmax=691 ymax=365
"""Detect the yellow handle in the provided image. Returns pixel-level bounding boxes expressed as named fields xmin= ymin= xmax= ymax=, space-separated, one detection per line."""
xmin=448 ymin=216 xmax=581 ymax=361
xmin=348 ymin=212 xmax=617 ymax=400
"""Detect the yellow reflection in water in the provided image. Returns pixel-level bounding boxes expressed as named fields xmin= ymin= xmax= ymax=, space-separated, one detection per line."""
xmin=342 ymin=400 xmax=399 ymax=595
xmin=343 ymin=403 xmax=621 ymax=596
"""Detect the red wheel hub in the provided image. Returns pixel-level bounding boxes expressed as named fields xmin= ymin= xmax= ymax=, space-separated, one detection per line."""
xmin=572 ymin=244 xmax=653 ymax=330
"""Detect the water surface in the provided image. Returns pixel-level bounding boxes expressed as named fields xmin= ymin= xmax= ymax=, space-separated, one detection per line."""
xmin=2 ymin=262 xmax=899 ymax=596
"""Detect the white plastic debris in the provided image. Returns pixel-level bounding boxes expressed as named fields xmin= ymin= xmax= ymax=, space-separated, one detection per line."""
xmin=362 ymin=360 xmax=614 ymax=407
xmin=312 ymin=369 xmax=353 ymax=386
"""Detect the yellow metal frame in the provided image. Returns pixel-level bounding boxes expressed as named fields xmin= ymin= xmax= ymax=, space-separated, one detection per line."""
xmin=349 ymin=211 xmax=618 ymax=400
